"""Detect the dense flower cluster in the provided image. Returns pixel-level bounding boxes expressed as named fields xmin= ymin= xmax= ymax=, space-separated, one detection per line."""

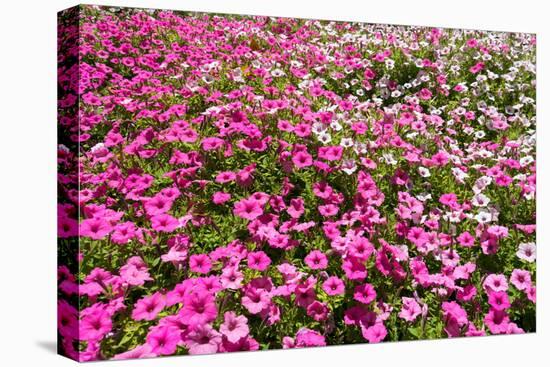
xmin=57 ymin=5 xmax=536 ymax=362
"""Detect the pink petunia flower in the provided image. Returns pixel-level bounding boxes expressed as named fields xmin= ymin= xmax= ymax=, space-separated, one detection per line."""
xmin=120 ymin=263 xmax=152 ymax=286
xmin=488 ymin=291 xmax=511 ymax=311
xmin=247 ymin=251 xmax=271 ymax=271
xmin=457 ymin=231 xmax=475 ymax=247
xmin=220 ymin=265 xmax=244 ymax=290
xmin=80 ymin=218 xmax=113 ymax=240
xmin=342 ymin=257 xmax=367 ymax=280
xmin=399 ymin=297 xmax=422 ymax=322
xmin=510 ymin=269 xmax=532 ymax=291
xmin=212 ymin=191 xmax=231 ymax=204
xmin=354 ymin=283 xmax=377 ymax=304
xmin=304 ymin=250 xmax=328 ymax=270
xmin=484 ymin=309 xmax=510 ymax=334
xmin=318 ymin=204 xmax=339 ymax=217
xmin=183 ymin=324 xmax=222 ymax=355
xmin=516 ymin=242 xmax=536 ymax=262
xmin=143 ymin=195 xmax=173 ymax=216
xmin=483 ymin=274 xmax=509 ymax=293
xmin=180 ymin=291 xmax=218 ymax=326
xmin=79 ymin=306 xmax=112 ymax=342
xmin=189 ymin=254 xmax=212 ymax=274
xmin=150 ymin=214 xmax=179 ymax=232
xmin=318 ymin=146 xmax=343 ymax=161
xmin=220 ymin=311 xmax=249 ymax=343
xmin=306 ymin=301 xmax=329 ymax=321
xmin=146 ymin=325 xmax=180 ymax=356
xmin=294 ymin=328 xmax=327 ymax=347
xmin=287 ymin=197 xmax=305 ymax=218
xmin=292 ymin=151 xmax=313 ymax=168
xmin=222 ymin=336 xmax=260 ymax=352
xmin=215 ymin=171 xmax=236 ymax=183
xmin=233 ymin=198 xmax=263 ymax=220
xmin=322 ymin=276 xmax=345 ymax=296
xmin=361 ymin=323 xmax=387 ymax=343
xmin=241 ymin=287 xmax=271 ymax=314
xmin=112 ymin=344 xmax=156 ymax=360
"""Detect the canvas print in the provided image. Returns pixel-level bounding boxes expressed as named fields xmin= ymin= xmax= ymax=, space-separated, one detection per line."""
xmin=57 ymin=4 xmax=536 ymax=362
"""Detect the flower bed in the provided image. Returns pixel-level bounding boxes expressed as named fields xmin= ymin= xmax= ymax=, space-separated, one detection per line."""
xmin=57 ymin=5 xmax=536 ymax=361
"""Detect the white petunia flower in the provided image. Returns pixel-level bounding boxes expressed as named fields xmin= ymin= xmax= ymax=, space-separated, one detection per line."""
xmin=520 ymin=156 xmax=534 ymax=167
xmin=271 ymin=69 xmax=286 ymax=77
xmin=317 ymin=133 xmax=332 ymax=145
xmin=472 ymin=193 xmax=490 ymax=207
xmin=330 ymin=121 xmax=342 ymax=131
xmin=474 ymin=210 xmax=492 ymax=224
xmin=418 ymin=167 xmax=431 ymax=178
xmin=311 ymin=122 xmax=327 ymax=135
xmin=381 ymin=153 xmax=397 ymax=165
xmin=341 ymin=160 xmax=357 ymax=175
xmin=340 ymin=138 xmax=354 ymax=148
xmin=416 ymin=193 xmax=432 ymax=202
xmin=517 ymin=242 xmax=536 ymax=263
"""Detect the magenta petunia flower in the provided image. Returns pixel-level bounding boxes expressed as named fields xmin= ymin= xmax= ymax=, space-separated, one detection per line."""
xmin=286 ymin=197 xmax=305 ymax=218
xmin=201 ymin=137 xmax=225 ymax=151
xmin=112 ymin=344 xmax=156 ymax=360
xmin=80 ymin=218 xmax=113 ymax=240
xmin=484 ymin=309 xmax=510 ymax=334
xmin=292 ymin=151 xmax=313 ymax=168
xmin=354 ymin=283 xmax=377 ymax=305
xmin=146 ymin=325 xmax=181 ymax=356
xmin=488 ymin=291 xmax=511 ymax=311
xmin=306 ymin=301 xmax=329 ymax=321
xmin=215 ymin=171 xmax=236 ymax=183
xmin=120 ymin=263 xmax=152 ymax=286
xmin=318 ymin=146 xmax=343 ymax=161
xmin=442 ymin=301 xmax=469 ymax=333
xmin=58 ymin=217 xmax=78 ymax=238
xmin=233 ymin=197 xmax=263 ymax=220
xmin=342 ymin=257 xmax=367 ymax=281
xmin=247 ymin=251 xmax=271 ymax=271
xmin=457 ymin=231 xmax=475 ymax=247
xmin=222 ymin=336 xmax=260 ymax=352
xmin=58 ymin=300 xmax=78 ymax=340
xmin=304 ymin=250 xmax=328 ymax=270
xmin=418 ymin=87 xmax=433 ymax=100
xmin=361 ymin=323 xmax=387 ymax=343
xmin=212 ymin=191 xmax=231 ymax=204
xmin=150 ymin=214 xmax=179 ymax=232
xmin=110 ymin=221 xmax=138 ymax=244
xmin=294 ymin=328 xmax=326 ymax=347
xmin=80 ymin=307 xmax=112 ymax=341
xmin=132 ymin=292 xmax=166 ymax=321
xmin=318 ymin=204 xmax=339 ymax=217
xmin=294 ymin=123 xmax=311 ymax=137
xmin=322 ymin=276 xmax=345 ymax=296
xmin=143 ymin=195 xmax=173 ymax=216
xmin=241 ymin=287 xmax=271 ymax=314
xmin=189 ymin=254 xmax=212 ymax=274
xmin=180 ymin=291 xmax=218 ymax=326
xmin=312 ymin=181 xmax=333 ymax=199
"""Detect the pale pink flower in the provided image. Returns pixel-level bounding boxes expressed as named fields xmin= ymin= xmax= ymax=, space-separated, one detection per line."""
xmin=220 ymin=311 xmax=249 ymax=343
